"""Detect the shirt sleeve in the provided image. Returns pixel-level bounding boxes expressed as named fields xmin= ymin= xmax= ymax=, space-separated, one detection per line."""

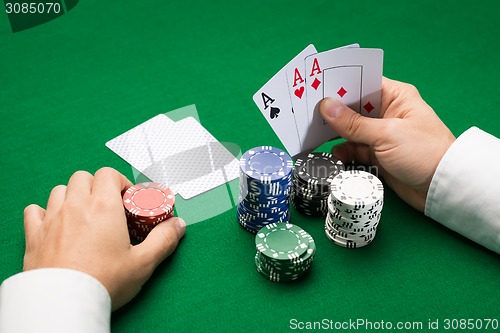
xmin=425 ymin=126 xmax=500 ymax=254
xmin=0 ymin=268 xmax=111 ymax=333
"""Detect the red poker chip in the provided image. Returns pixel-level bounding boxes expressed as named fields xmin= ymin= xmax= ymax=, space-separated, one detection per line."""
xmin=127 ymin=220 xmax=154 ymax=229
xmin=123 ymin=182 xmax=175 ymax=219
xmin=129 ymin=228 xmax=148 ymax=242
xmin=128 ymin=224 xmax=153 ymax=233
xmin=126 ymin=210 xmax=174 ymax=226
xmin=127 ymin=212 xmax=175 ymax=241
xmin=127 ymin=220 xmax=157 ymax=229
xmin=128 ymin=223 xmax=154 ymax=237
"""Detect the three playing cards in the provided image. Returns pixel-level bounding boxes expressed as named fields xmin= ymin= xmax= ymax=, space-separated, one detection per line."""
xmin=253 ymin=44 xmax=384 ymax=157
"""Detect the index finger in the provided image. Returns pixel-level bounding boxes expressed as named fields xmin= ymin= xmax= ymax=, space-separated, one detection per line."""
xmin=380 ymin=76 xmax=398 ymax=118
xmin=381 ymin=76 xmax=422 ymax=119
xmin=92 ymin=167 xmax=133 ymax=205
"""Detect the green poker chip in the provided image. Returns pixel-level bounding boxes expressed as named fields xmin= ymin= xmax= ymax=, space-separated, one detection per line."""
xmin=255 ymin=254 xmax=306 ymax=282
xmin=255 ymin=223 xmax=309 ymax=261
xmin=254 ymin=223 xmax=316 ymax=282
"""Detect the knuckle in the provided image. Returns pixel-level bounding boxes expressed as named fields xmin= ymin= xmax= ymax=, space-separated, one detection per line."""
xmin=150 ymin=225 xmax=180 ymax=262
xmin=72 ymin=170 xmax=92 ymax=178
xmin=136 ymin=225 xmax=181 ymax=270
xmin=401 ymin=82 xmax=420 ymax=96
xmin=345 ymin=113 xmax=363 ymax=136
xmin=379 ymin=121 xmax=394 ymax=138
xmin=24 ymin=204 xmax=37 ymax=216
xmin=160 ymin=228 xmax=179 ymax=252
xmin=92 ymin=197 xmax=118 ymax=212
xmin=61 ymin=199 xmax=79 ymax=212
xmin=50 ymin=184 xmax=66 ymax=195
xmin=378 ymin=119 xmax=400 ymax=144
xmin=95 ymin=166 xmax=118 ymax=178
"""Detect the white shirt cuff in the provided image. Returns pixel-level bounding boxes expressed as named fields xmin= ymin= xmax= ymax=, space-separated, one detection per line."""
xmin=425 ymin=126 xmax=500 ymax=254
xmin=0 ymin=268 xmax=111 ymax=333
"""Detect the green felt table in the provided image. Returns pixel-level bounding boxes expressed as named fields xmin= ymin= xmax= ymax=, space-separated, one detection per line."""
xmin=1 ymin=0 xmax=500 ymax=332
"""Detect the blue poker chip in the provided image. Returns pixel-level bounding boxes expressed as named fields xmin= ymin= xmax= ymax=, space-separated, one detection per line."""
xmin=239 ymin=200 xmax=289 ymax=214
xmin=237 ymin=211 xmax=290 ymax=227
xmin=237 ymin=146 xmax=293 ymax=233
xmin=239 ymin=197 xmax=289 ymax=210
xmin=238 ymin=218 xmax=287 ymax=234
xmin=241 ymin=174 xmax=293 ymax=186
xmin=240 ymin=172 xmax=292 ymax=188
xmin=239 ymin=195 xmax=290 ymax=208
xmin=239 ymin=195 xmax=289 ymax=206
xmin=239 ymin=179 xmax=292 ymax=198
xmin=239 ymin=188 xmax=291 ymax=201
xmin=238 ymin=216 xmax=291 ymax=234
xmin=239 ymin=146 xmax=293 ymax=183
xmin=237 ymin=203 xmax=289 ymax=220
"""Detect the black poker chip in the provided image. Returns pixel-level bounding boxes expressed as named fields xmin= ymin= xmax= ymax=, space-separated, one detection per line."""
xmin=292 ymin=152 xmax=344 ymax=217
xmin=293 ymin=152 xmax=344 ymax=191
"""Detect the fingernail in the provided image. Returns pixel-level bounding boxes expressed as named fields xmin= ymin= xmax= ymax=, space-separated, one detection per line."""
xmin=175 ymin=218 xmax=186 ymax=238
xmin=322 ymin=98 xmax=343 ymax=118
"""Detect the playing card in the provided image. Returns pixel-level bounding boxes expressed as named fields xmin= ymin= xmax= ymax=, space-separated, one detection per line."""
xmin=253 ymin=44 xmax=317 ymax=157
xmin=153 ymin=117 xmax=240 ymax=199
xmin=285 ymin=45 xmax=317 ymax=150
xmin=106 ymin=115 xmax=240 ymax=199
xmin=324 ymin=66 xmax=362 ymax=112
xmin=106 ymin=114 xmax=174 ymax=172
xmin=286 ymin=44 xmax=358 ymax=151
xmin=303 ymin=47 xmax=383 ymax=152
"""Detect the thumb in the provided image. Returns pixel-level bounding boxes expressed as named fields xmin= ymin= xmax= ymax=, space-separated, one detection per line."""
xmin=133 ymin=217 xmax=186 ymax=268
xmin=319 ymin=98 xmax=384 ymax=145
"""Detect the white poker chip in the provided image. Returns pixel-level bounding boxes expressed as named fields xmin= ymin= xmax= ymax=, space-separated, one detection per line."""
xmin=324 ymin=226 xmax=374 ymax=248
xmin=324 ymin=170 xmax=384 ymax=249
xmin=330 ymin=170 xmax=384 ymax=208
xmin=328 ymin=195 xmax=382 ymax=222
xmin=327 ymin=205 xmax=381 ymax=226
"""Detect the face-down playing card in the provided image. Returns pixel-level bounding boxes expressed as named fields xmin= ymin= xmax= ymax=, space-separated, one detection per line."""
xmin=106 ymin=115 xmax=240 ymax=199
xmin=302 ymin=47 xmax=383 ymax=152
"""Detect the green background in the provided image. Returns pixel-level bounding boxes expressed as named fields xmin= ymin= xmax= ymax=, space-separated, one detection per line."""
xmin=3 ymin=0 xmax=79 ymax=33
xmin=1 ymin=0 xmax=499 ymax=332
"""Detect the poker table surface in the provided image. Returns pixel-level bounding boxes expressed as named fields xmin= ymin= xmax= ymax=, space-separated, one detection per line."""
xmin=2 ymin=1 xmax=500 ymax=332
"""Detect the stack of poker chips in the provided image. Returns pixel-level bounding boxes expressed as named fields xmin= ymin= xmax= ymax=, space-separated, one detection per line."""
xmin=292 ymin=152 xmax=344 ymax=217
xmin=122 ymin=182 xmax=176 ymax=242
xmin=325 ymin=170 xmax=384 ymax=248
xmin=237 ymin=146 xmax=293 ymax=233
xmin=255 ymin=223 xmax=316 ymax=282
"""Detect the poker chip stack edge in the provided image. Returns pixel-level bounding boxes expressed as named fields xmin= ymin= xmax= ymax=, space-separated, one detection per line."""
xmin=255 ymin=223 xmax=316 ymax=282
xmin=292 ymin=152 xmax=344 ymax=217
xmin=237 ymin=146 xmax=293 ymax=233
xmin=123 ymin=182 xmax=175 ymax=242
xmin=325 ymin=170 xmax=384 ymax=248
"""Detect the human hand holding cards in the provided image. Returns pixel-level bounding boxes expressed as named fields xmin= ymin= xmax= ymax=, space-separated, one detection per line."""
xmin=253 ymin=44 xmax=383 ymax=157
